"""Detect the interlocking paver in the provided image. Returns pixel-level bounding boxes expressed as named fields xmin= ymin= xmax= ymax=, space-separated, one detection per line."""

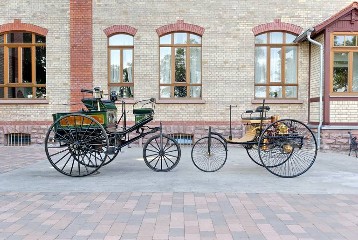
xmin=0 ymin=146 xmax=358 ymax=239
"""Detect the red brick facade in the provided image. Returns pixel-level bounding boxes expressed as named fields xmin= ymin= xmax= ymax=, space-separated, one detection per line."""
xmin=156 ymin=20 xmax=205 ymax=36
xmin=103 ymin=25 xmax=137 ymax=37
xmin=0 ymin=19 xmax=48 ymax=36
xmin=252 ymin=19 xmax=303 ymax=36
xmin=70 ymin=0 xmax=93 ymax=111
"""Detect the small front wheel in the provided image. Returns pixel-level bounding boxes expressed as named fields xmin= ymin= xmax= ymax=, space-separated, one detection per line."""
xmin=143 ymin=134 xmax=181 ymax=172
xmin=191 ymin=136 xmax=227 ymax=172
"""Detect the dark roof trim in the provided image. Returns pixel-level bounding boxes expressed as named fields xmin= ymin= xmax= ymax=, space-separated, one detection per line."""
xmin=314 ymin=1 xmax=358 ymax=34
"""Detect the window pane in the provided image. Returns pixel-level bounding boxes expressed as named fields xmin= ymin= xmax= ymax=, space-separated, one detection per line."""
xmin=269 ymin=86 xmax=282 ymax=98
xmin=190 ymin=34 xmax=201 ymax=44
xmin=35 ymin=35 xmax=45 ymax=43
xmin=123 ymin=49 xmax=133 ymax=83
xmin=334 ymin=36 xmax=344 ymax=46
xmin=160 ymin=47 xmax=171 ymax=84
xmin=174 ymin=86 xmax=187 ymax=98
xmin=36 ymin=46 xmax=46 ymax=84
xmin=22 ymin=48 xmax=32 ymax=83
xmin=9 ymin=48 xmax=18 ymax=83
xmin=190 ymin=47 xmax=201 ymax=83
xmin=353 ymin=53 xmax=358 ymax=92
xmin=8 ymin=87 xmax=32 ymax=98
xmin=345 ymin=36 xmax=356 ymax=46
xmin=0 ymin=88 xmax=3 ymax=98
xmin=109 ymin=34 xmax=133 ymax=46
xmin=174 ymin=33 xmax=186 ymax=44
xmin=110 ymin=50 xmax=120 ymax=83
xmin=9 ymin=32 xmax=32 ymax=43
xmin=255 ymin=86 xmax=266 ymax=98
xmin=0 ymin=34 xmax=3 ymax=43
xmin=160 ymin=34 xmax=171 ymax=44
xmin=285 ymin=86 xmax=297 ymax=98
xmin=175 ymin=48 xmax=186 ymax=82
xmin=0 ymin=47 xmax=3 ymax=84
xmin=36 ymin=87 xmax=46 ymax=98
xmin=110 ymin=86 xmax=133 ymax=98
xmin=270 ymin=32 xmax=283 ymax=44
xmin=285 ymin=46 xmax=297 ymax=83
xmin=160 ymin=86 xmax=171 ymax=98
xmin=333 ymin=52 xmax=348 ymax=92
xmin=255 ymin=34 xmax=267 ymax=44
xmin=286 ymin=33 xmax=296 ymax=43
xmin=190 ymin=86 xmax=201 ymax=98
xmin=255 ymin=47 xmax=267 ymax=83
xmin=270 ymin=48 xmax=281 ymax=82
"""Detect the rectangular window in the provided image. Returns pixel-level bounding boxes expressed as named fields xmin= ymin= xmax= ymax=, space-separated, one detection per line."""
xmin=254 ymin=32 xmax=298 ymax=99
xmin=270 ymin=48 xmax=281 ymax=83
xmin=0 ymin=32 xmax=46 ymax=99
xmin=108 ymin=34 xmax=134 ymax=98
xmin=331 ymin=34 xmax=358 ymax=94
xmin=255 ymin=47 xmax=267 ymax=84
xmin=22 ymin=48 xmax=32 ymax=83
xmin=160 ymin=47 xmax=171 ymax=84
xmin=159 ymin=33 xmax=202 ymax=99
xmin=333 ymin=52 xmax=348 ymax=92
xmin=175 ymin=48 xmax=186 ymax=82
xmin=9 ymin=48 xmax=18 ymax=83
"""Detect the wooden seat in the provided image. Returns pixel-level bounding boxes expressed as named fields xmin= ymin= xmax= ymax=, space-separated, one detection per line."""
xmin=226 ymin=130 xmax=256 ymax=143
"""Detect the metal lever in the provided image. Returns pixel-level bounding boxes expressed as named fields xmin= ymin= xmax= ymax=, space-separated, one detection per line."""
xmin=229 ymin=105 xmax=238 ymax=140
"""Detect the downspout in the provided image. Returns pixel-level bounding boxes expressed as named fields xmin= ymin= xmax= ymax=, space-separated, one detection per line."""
xmin=307 ymin=28 xmax=323 ymax=150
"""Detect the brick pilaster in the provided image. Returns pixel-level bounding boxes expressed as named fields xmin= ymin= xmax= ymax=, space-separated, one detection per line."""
xmin=70 ymin=0 xmax=93 ymax=111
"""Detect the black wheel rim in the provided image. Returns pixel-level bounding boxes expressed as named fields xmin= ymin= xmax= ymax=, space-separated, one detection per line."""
xmin=245 ymin=144 xmax=264 ymax=167
xmin=191 ymin=136 xmax=227 ymax=172
xmin=45 ymin=114 xmax=109 ymax=177
xmin=143 ymin=134 xmax=181 ymax=172
xmin=258 ymin=119 xmax=317 ymax=178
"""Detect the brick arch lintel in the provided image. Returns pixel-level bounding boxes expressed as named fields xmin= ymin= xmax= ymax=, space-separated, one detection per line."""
xmin=156 ymin=20 xmax=205 ymax=36
xmin=103 ymin=25 xmax=137 ymax=37
xmin=0 ymin=19 xmax=48 ymax=36
xmin=252 ymin=19 xmax=303 ymax=36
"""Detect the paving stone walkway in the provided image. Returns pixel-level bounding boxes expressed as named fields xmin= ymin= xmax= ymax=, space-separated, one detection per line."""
xmin=0 ymin=145 xmax=357 ymax=239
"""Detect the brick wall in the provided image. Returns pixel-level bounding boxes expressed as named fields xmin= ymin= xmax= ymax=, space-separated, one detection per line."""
xmin=330 ymin=101 xmax=358 ymax=123
xmin=310 ymin=34 xmax=325 ymax=99
xmin=0 ymin=0 xmax=70 ymax=121
xmin=0 ymin=0 xmax=356 ymax=151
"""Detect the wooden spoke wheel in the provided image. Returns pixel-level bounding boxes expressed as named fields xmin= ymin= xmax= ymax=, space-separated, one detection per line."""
xmin=191 ymin=136 xmax=227 ymax=172
xmin=45 ymin=114 xmax=109 ymax=177
xmin=258 ymin=119 xmax=317 ymax=178
xmin=143 ymin=134 xmax=181 ymax=172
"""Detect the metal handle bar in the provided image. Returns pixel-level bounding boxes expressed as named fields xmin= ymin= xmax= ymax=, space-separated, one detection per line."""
xmin=81 ymin=89 xmax=93 ymax=94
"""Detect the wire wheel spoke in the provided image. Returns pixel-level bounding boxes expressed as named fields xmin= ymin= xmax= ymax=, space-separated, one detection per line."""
xmin=258 ymin=119 xmax=317 ymax=178
xmin=45 ymin=114 xmax=109 ymax=177
xmin=191 ymin=136 xmax=227 ymax=172
xmin=143 ymin=134 xmax=181 ymax=172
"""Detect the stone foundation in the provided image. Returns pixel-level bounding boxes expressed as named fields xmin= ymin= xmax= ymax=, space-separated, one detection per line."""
xmin=0 ymin=122 xmax=355 ymax=154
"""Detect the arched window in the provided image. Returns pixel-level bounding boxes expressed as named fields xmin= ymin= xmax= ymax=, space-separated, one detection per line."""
xmin=108 ymin=34 xmax=134 ymax=98
xmin=159 ymin=32 xmax=202 ymax=99
xmin=254 ymin=32 xmax=298 ymax=99
xmin=0 ymin=32 xmax=46 ymax=99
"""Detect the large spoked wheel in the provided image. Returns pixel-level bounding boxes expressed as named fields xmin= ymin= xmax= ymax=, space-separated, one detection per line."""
xmin=143 ymin=134 xmax=181 ymax=172
xmin=45 ymin=113 xmax=109 ymax=177
xmin=258 ymin=119 xmax=317 ymax=178
xmin=191 ymin=136 xmax=227 ymax=172
xmin=244 ymin=144 xmax=263 ymax=167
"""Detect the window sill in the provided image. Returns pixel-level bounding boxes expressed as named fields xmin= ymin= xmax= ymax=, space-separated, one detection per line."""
xmin=0 ymin=99 xmax=49 ymax=104
xmin=156 ymin=99 xmax=206 ymax=104
xmin=251 ymin=99 xmax=304 ymax=104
